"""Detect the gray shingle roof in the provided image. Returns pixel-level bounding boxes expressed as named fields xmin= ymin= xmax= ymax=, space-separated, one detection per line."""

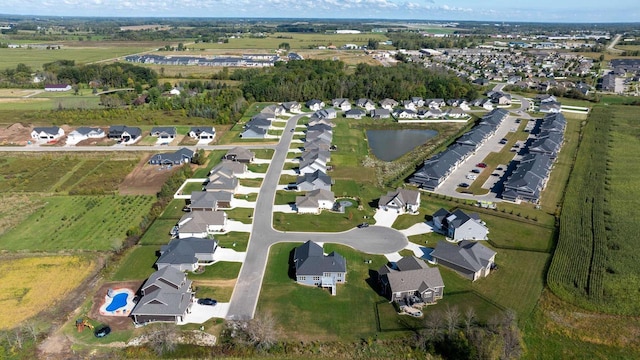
xmin=294 ymin=241 xmax=346 ymax=276
xmin=157 ymin=238 xmax=217 ymax=267
xmin=379 ymin=256 xmax=444 ymax=294
xmin=431 ymin=241 xmax=496 ymax=273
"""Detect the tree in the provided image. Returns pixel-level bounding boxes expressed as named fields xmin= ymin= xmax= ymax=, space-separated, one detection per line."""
xmin=147 ymin=324 xmax=177 ymax=356
xmin=278 ymin=42 xmax=290 ymax=51
xmin=244 ymin=311 xmax=278 ymax=351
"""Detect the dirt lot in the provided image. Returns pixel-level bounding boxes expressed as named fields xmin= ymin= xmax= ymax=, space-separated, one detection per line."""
xmin=0 ymin=122 xmax=34 ymax=145
xmin=118 ymin=155 xmax=179 ymax=195
xmin=90 ymin=281 xmax=143 ymax=331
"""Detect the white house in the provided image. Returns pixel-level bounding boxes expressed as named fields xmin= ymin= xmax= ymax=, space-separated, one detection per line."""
xmin=31 ymin=126 xmax=64 ymax=141
xmin=378 ymin=188 xmax=420 ymax=214
xmin=432 ymin=208 xmax=489 ymax=241
xmin=295 ymin=189 xmax=335 ymax=214
xmin=44 ymin=84 xmax=72 ymax=92
xmin=66 ymin=127 xmax=105 ymax=144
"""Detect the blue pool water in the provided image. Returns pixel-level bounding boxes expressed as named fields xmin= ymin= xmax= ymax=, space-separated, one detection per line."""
xmin=105 ymin=293 xmax=128 ymax=312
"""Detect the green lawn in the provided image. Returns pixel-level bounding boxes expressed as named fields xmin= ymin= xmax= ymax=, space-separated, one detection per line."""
xmin=192 ymin=285 xmax=235 ymax=303
xmin=257 ymin=243 xmax=390 ymax=341
xmin=160 ymin=198 xmax=188 ymax=220
xmin=239 ymin=178 xmax=263 ymax=187
xmin=225 ymin=207 xmax=254 ymax=224
xmin=0 ymin=195 xmax=154 ymax=251
xmin=274 ymin=190 xmax=304 ymax=205
xmin=483 ymin=213 xmax=554 ymax=252
xmin=181 ymin=181 xmax=204 ymax=194
xmin=0 ymin=46 xmax=151 ymax=70
xmin=214 ymin=232 xmax=250 ymax=252
xmin=189 ymin=262 xmax=241 ymax=280
xmin=273 ymin=206 xmax=373 ymax=232
xmin=111 ymin=245 xmax=159 ymax=281
xmin=138 ymin=219 xmax=175 ymax=245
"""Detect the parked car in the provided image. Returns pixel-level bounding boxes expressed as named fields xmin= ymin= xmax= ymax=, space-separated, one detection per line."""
xmin=476 ymin=163 xmax=487 ymax=168
xmin=94 ymin=326 xmax=111 ymax=338
xmin=496 ymin=167 xmax=503 ymax=171
xmin=466 ymin=174 xmax=477 ymax=180
xmin=471 ymin=168 xmax=481 ymax=174
xmin=408 ymin=310 xmax=423 ymax=318
xmin=197 ymin=298 xmax=217 ymax=306
xmin=458 ymin=183 xmax=470 ymax=188
xmin=491 ymin=173 xmax=500 ymax=177
xmin=290 ymin=128 xmax=294 ymax=132
xmin=358 ymin=222 xmax=369 ymax=228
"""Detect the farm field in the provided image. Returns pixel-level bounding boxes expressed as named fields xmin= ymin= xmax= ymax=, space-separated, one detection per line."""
xmin=0 ymin=155 xmax=139 ymax=194
xmin=0 ymin=46 xmax=151 ymax=70
xmin=191 ymin=32 xmax=389 ymax=51
xmin=0 ymin=255 xmax=97 ymax=329
xmin=0 ymin=195 xmax=155 ymax=252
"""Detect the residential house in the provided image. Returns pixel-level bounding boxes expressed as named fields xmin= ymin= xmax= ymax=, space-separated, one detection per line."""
xmin=303 ymin=138 xmax=332 ymax=152
xmin=409 ymin=143 xmax=474 ymax=190
xmin=378 ymin=256 xmax=444 ymax=304
xmin=66 ymin=127 xmax=105 ymax=143
xmin=306 ymin=129 xmax=332 ymax=143
xmin=312 ymin=108 xmax=337 ymax=120
xmin=344 ymin=108 xmax=366 ymax=119
xmin=188 ymin=127 xmax=216 ymax=140
xmin=240 ymin=125 xmax=268 ymax=139
xmin=425 ymin=99 xmax=446 ymax=109
xmin=205 ymin=169 xmax=239 ymax=192
xmin=295 ymin=189 xmax=335 ymax=214
xmin=156 ymin=238 xmax=218 ymax=272
xmin=539 ymin=101 xmax=562 ymax=113
xmin=108 ymin=125 xmax=142 ymax=143
xmin=380 ymin=98 xmax=398 ymax=110
xmin=293 ymin=240 xmax=346 ymax=295
xmin=209 ymin=160 xmax=247 ymax=177
xmin=356 ymin=98 xmax=376 ymax=112
xmin=306 ymin=99 xmax=325 ymax=111
xmin=130 ymin=266 xmax=194 ymax=325
xmin=189 ymin=191 xmax=233 ymax=211
xmin=378 ymin=188 xmax=420 ymax=214
xmin=393 ymin=108 xmax=418 ymax=119
xmin=224 ymin=147 xmax=254 ymax=163
xmin=280 ymin=101 xmax=302 ymax=113
xmin=447 ymin=108 xmax=466 ymax=118
xmin=307 ymin=117 xmax=335 ymax=128
xmin=411 ymin=97 xmax=425 ymax=107
xmin=432 ymin=208 xmax=489 ymax=241
xmin=150 ymin=126 xmax=177 ymax=140
xmin=402 ymin=100 xmax=417 ymax=111
xmin=501 ymin=153 xmax=553 ymax=203
xmin=148 ymin=148 xmax=194 ymax=165
xmin=296 ymin=170 xmax=332 ymax=191
xmin=332 ymin=98 xmax=352 ymax=111
xmin=298 ymin=156 xmax=327 ymax=175
xmin=371 ymin=108 xmax=391 ymax=119
xmin=177 ymin=211 xmax=227 ymax=238
xmin=431 ymin=241 xmax=496 ymax=281
xmin=31 ymin=126 xmax=65 ymax=141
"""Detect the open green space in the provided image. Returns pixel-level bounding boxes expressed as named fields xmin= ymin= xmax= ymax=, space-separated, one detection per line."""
xmin=0 ymin=195 xmax=155 ymax=252
xmin=181 ymin=181 xmax=204 ymax=194
xmin=273 ymin=204 xmax=372 ymax=232
xmin=239 ymin=178 xmax=263 ymax=187
xmin=192 ymin=285 xmax=234 ymax=303
xmin=160 ymin=198 xmax=188 ymax=220
xmin=138 ymin=219 xmax=175 ymax=245
xmin=111 ymin=245 xmax=159 ymax=281
xmin=274 ymin=190 xmax=304 ymax=205
xmin=483 ymin=213 xmax=554 ymax=252
xmin=225 ymin=207 xmax=254 ymax=224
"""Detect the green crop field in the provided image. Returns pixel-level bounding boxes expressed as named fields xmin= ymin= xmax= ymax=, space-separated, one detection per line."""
xmin=0 ymin=195 xmax=155 ymax=252
xmin=0 ymin=46 xmax=151 ymax=70
xmin=548 ymin=105 xmax=640 ymax=316
xmin=191 ymin=32 xmax=389 ymax=51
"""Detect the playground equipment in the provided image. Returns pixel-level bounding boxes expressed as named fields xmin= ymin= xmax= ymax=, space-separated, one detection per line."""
xmin=75 ymin=318 xmax=94 ymax=332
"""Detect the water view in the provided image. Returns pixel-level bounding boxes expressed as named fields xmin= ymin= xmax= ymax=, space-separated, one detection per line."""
xmin=366 ymin=129 xmax=438 ymax=161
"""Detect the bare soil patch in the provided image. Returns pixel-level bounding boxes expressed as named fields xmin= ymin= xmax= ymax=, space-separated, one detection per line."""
xmin=118 ymin=155 xmax=179 ymax=195
xmin=0 ymin=122 xmax=32 ymax=145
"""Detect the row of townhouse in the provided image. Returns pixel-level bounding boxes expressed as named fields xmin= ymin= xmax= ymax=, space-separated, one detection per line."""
xmin=408 ymin=109 xmax=509 ymax=190
xmin=501 ymin=113 xmax=566 ymax=203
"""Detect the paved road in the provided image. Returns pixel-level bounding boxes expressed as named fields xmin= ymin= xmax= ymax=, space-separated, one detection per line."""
xmin=226 ymin=113 xmax=408 ymax=320
xmin=0 ymin=144 xmax=277 ymax=152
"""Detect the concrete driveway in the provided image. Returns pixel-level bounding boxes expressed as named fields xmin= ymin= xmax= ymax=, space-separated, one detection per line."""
xmin=372 ymin=209 xmax=398 ymax=227
xmin=400 ymin=222 xmax=433 ymax=237
xmin=180 ymin=302 xmax=230 ymax=324
xmin=237 ymin=171 xmax=266 ymax=179
xmin=213 ymin=248 xmax=246 ymax=263
xmin=272 ymin=204 xmax=296 ymax=213
xmin=232 ymin=199 xmax=256 ymax=208
xmin=252 ymin=158 xmax=271 ymax=164
xmin=236 ymin=185 xmax=260 ymax=194
xmin=220 ymin=220 xmax=253 ymax=233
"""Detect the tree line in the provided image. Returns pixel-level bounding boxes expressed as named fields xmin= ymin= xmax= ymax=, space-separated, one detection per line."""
xmin=231 ymin=60 xmax=479 ymax=103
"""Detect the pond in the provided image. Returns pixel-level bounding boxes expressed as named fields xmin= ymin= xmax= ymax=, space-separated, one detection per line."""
xmin=366 ymin=129 xmax=438 ymax=161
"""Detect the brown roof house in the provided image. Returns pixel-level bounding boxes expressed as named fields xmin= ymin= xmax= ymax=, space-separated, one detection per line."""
xmin=378 ymin=256 xmax=444 ymax=305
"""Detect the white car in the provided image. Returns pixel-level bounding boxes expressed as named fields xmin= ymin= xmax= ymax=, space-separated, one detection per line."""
xmin=466 ymin=174 xmax=477 ymax=180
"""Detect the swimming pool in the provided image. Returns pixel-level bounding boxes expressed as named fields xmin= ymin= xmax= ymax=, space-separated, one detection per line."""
xmin=99 ymin=288 xmax=135 ymax=316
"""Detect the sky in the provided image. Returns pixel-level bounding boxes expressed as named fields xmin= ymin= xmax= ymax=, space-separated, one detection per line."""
xmin=0 ymin=0 xmax=639 ymax=23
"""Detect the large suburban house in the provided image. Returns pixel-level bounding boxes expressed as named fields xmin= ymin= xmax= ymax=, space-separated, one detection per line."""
xmin=189 ymin=191 xmax=233 ymax=211
xmin=371 ymin=108 xmax=391 ymax=119
xmin=306 ymin=99 xmax=325 ymax=111
xmin=295 ymin=189 xmax=335 ymax=214
xmin=280 ymin=101 xmax=302 ymax=113
xmin=431 ymin=241 xmax=496 ymax=281
xmin=432 ymin=208 xmax=489 ymax=241
xmin=148 ymin=148 xmax=194 ymax=165
xmin=108 ymin=125 xmax=142 ymax=143
xmin=205 ymin=170 xmax=239 ymax=192
xmin=293 ymin=240 xmax=346 ymax=295
xmin=156 ymin=238 xmax=218 ymax=272
xmin=378 ymin=256 xmax=444 ymax=305
xmin=66 ymin=127 xmax=105 ymax=144
xmin=177 ymin=210 xmax=227 ymax=238
xmin=150 ymin=126 xmax=177 ymax=140
xmin=31 ymin=126 xmax=64 ymax=141
xmin=130 ymin=266 xmax=194 ymax=325
xmin=380 ymin=98 xmax=398 ymax=110
xmin=332 ymin=98 xmax=352 ymax=111
xmin=224 ymin=147 xmax=255 ymax=163
xmin=378 ymin=188 xmax=420 ymax=214
xmin=188 ymin=127 xmax=216 ymax=140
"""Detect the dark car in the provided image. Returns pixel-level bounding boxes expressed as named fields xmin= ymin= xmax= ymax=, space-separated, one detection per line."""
xmin=358 ymin=222 xmax=369 ymax=228
xmin=491 ymin=173 xmax=500 ymax=177
xmin=197 ymin=298 xmax=218 ymax=306
xmin=499 ymin=139 xmax=507 ymax=145
xmin=290 ymin=128 xmax=294 ymax=132
xmin=471 ymin=169 xmax=481 ymax=174
xmin=496 ymin=167 xmax=503 ymax=171
xmin=94 ymin=326 xmax=111 ymax=338
xmin=458 ymin=183 xmax=470 ymax=188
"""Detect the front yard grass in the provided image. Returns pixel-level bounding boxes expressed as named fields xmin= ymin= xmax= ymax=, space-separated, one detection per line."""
xmin=239 ymin=178 xmax=263 ymax=187
xmin=483 ymin=213 xmax=554 ymax=252
xmin=138 ymin=219 xmax=174 ymax=245
xmin=192 ymin=285 xmax=234 ymax=303
xmin=273 ymin=206 xmax=373 ymax=232
xmin=111 ymin=245 xmax=158 ymax=281
xmin=226 ymin=207 xmax=254 ymax=224
xmin=214 ymin=232 xmax=249 ymax=252
xmin=274 ymin=190 xmax=304 ymax=205
xmin=189 ymin=262 xmax=241 ymax=280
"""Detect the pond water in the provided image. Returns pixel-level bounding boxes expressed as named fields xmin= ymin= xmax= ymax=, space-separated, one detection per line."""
xmin=366 ymin=129 xmax=438 ymax=161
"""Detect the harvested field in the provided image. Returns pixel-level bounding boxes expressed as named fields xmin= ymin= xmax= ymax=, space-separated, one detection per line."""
xmin=0 ymin=255 xmax=97 ymax=330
